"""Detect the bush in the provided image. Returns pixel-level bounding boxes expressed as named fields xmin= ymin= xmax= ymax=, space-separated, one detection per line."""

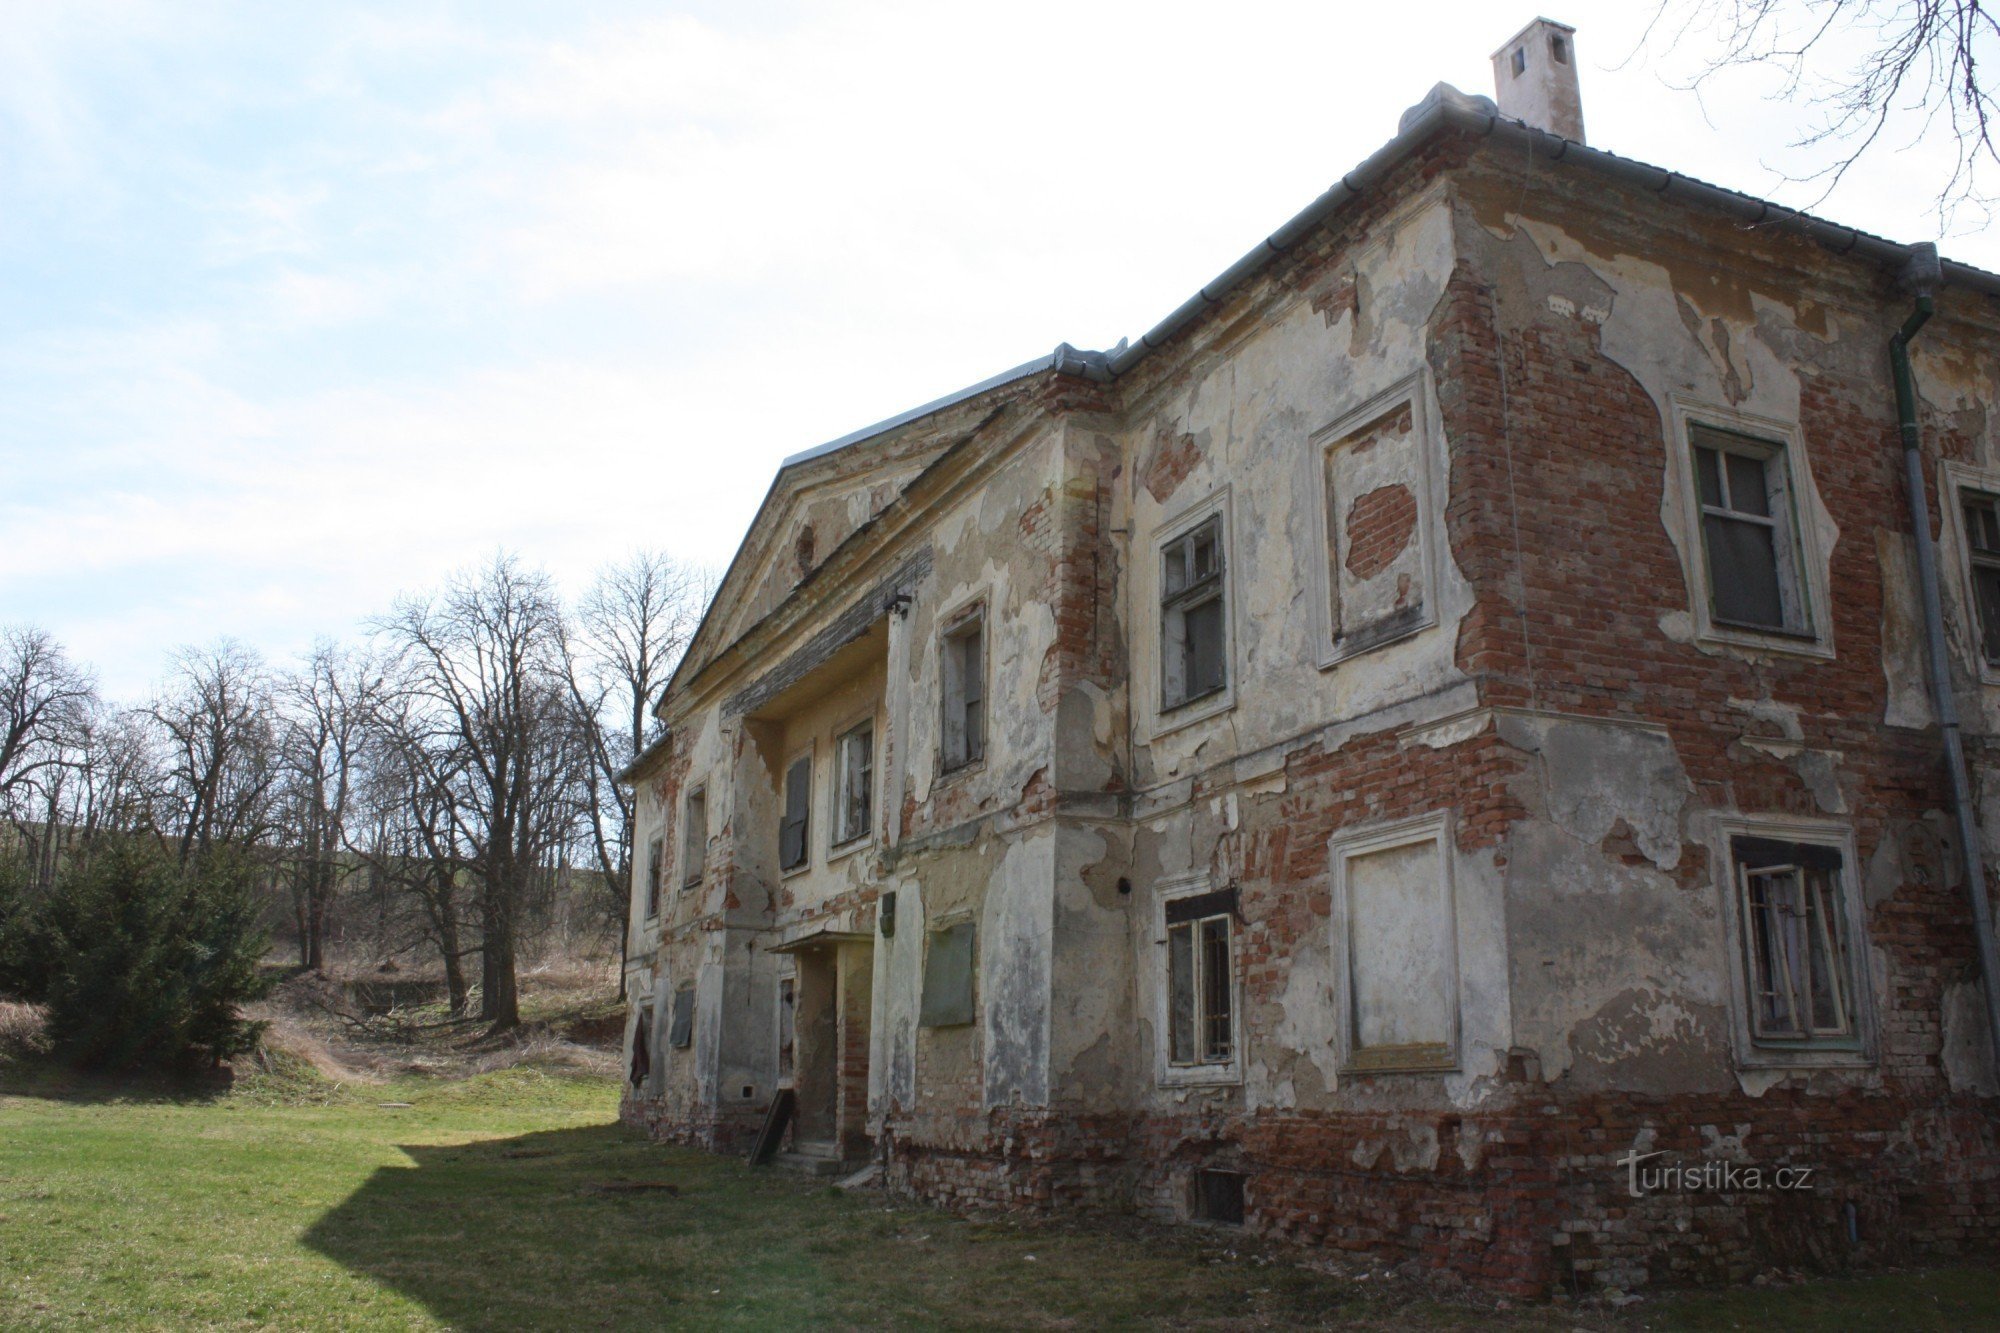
xmin=13 ymin=837 xmax=272 ymax=1071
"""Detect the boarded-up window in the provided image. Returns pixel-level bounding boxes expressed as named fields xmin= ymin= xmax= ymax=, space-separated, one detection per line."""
xmin=780 ymin=755 xmax=810 ymax=871
xmin=681 ymin=787 xmax=706 ymax=888
xmin=920 ymin=921 xmax=976 ymax=1027
xmin=1692 ymin=424 xmax=1807 ymax=633
xmin=1161 ymin=515 xmax=1226 ymax=710
xmin=1334 ymin=818 xmax=1457 ymax=1072
xmin=1324 ymin=399 xmax=1427 ymax=655
xmin=941 ymin=611 xmax=987 ymax=771
xmin=1963 ymin=492 xmax=2000 ymax=664
xmin=644 ymin=837 xmax=664 ymax=919
xmin=668 ymin=984 xmax=695 ymax=1049
xmin=1733 ymin=837 xmax=1857 ymax=1047
xmin=834 ymin=722 xmax=873 ymax=846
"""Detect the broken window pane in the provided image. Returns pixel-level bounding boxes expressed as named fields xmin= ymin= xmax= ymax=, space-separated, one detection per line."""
xmin=1734 ymin=839 xmax=1856 ymax=1046
xmin=781 ymin=756 xmax=811 ymax=871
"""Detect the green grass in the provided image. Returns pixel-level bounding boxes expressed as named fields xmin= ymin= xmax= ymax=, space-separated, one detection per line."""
xmin=2 ymin=1063 xmax=1996 ymax=1331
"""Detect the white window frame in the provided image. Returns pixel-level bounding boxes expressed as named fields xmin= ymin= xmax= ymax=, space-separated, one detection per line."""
xmin=779 ymin=746 xmax=813 ymax=876
xmin=1712 ymin=814 xmax=1875 ymax=1070
xmin=938 ymin=600 xmax=989 ymax=776
xmin=830 ymin=715 xmax=876 ymax=854
xmin=1329 ymin=810 xmax=1461 ymax=1075
xmin=679 ymin=786 xmax=706 ymax=890
xmin=1938 ymin=459 xmax=2000 ymax=686
xmin=1666 ymin=397 xmax=1833 ymax=659
xmin=1153 ymin=873 xmax=1243 ymax=1088
xmin=1150 ymin=489 xmax=1236 ymax=735
xmin=1306 ymin=372 xmax=1442 ymax=668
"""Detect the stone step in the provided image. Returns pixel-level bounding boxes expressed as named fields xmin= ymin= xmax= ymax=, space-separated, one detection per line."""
xmin=774 ymin=1151 xmax=853 ymax=1178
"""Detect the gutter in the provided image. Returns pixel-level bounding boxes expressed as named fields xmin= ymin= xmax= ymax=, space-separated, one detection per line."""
xmin=1890 ymin=243 xmax=2000 ymax=1072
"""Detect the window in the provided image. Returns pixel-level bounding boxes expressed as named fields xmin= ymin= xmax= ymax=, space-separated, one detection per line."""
xmin=1962 ymin=492 xmax=2000 ymax=665
xmin=1331 ymin=813 xmax=1458 ymax=1073
xmin=920 ymin=921 xmax=975 ymax=1027
xmin=834 ymin=722 xmax=873 ymax=847
xmin=1161 ymin=515 xmax=1227 ymax=710
xmin=644 ymin=837 xmax=664 ymax=918
xmin=1166 ymin=890 xmax=1235 ymax=1067
xmin=940 ymin=611 xmax=987 ymax=772
xmin=1192 ymin=1170 xmax=1245 ymax=1226
xmin=1156 ymin=878 xmax=1240 ymax=1086
xmin=1511 ymin=46 xmax=1526 ymax=76
xmin=680 ymin=789 xmax=706 ymax=889
xmin=780 ymin=754 xmax=811 ymax=872
xmin=1732 ymin=836 xmax=1858 ymax=1048
xmin=1691 ymin=424 xmax=1810 ymax=634
xmin=668 ymin=984 xmax=695 ymax=1049
xmin=1550 ymin=33 xmax=1569 ymax=64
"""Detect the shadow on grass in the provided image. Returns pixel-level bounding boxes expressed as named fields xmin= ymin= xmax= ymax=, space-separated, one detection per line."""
xmin=300 ymin=1121 xmax=820 ymax=1331
xmin=0 ymin=1053 xmax=236 ymax=1105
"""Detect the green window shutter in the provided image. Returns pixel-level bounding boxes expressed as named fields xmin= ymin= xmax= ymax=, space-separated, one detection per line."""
xmin=920 ymin=922 xmax=976 ymax=1028
xmin=668 ymin=985 xmax=695 ymax=1049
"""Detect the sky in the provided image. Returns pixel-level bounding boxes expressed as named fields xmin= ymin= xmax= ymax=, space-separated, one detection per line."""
xmin=3 ymin=0 xmax=1991 ymax=700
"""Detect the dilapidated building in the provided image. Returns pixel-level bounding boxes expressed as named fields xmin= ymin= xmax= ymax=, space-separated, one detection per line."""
xmin=620 ymin=19 xmax=2000 ymax=1294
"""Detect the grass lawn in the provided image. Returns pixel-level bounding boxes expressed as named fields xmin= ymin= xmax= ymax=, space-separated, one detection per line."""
xmin=2 ymin=1062 xmax=1996 ymax=1331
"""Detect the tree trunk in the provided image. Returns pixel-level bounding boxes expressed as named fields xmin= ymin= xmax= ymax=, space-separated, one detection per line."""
xmin=480 ymin=866 xmax=520 ymax=1029
xmin=437 ymin=905 xmax=470 ymax=1018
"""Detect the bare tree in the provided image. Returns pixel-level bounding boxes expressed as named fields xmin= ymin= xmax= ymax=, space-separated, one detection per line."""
xmin=563 ymin=551 xmax=709 ymax=995
xmin=1644 ymin=0 xmax=2000 ymax=218
xmin=376 ymin=554 xmax=584 ymax=1029
xmin=143 ymin=640 xmax=279 ymax=863
xmin=0 ymin=626 xmax=97 ymax=809
xmin=275 ymin=641 xmax=384 ymax=971
xmin=353 ymin=695 xmax=479 ymax=1015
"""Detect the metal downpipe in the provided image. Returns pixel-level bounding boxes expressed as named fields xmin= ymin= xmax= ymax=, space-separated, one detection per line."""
xmin=1891 ymin=246 xmax=2000 ymax=1073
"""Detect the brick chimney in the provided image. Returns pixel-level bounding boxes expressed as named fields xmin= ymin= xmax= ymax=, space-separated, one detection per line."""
xmin=1491 ymin=18 xmax=1584 ymax=144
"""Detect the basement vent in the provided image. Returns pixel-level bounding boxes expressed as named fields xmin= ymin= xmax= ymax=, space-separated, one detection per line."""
xmin=1193 ymin=1170 xmax=1246 ymax=1226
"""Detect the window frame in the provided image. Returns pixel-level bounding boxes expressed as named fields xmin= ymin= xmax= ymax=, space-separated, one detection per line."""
xmin=1938 ymin=460 xmax=2000 ymax=686
xmin=939 ymin=602 xmax=989 ymax=776
xmin=830 ymin=717 xmax=876 ymax=852
xmin=1667 ymin=398 xmax=1832 ymax=659
xmin=1306 ymin=373 xmax=1442 ymax=668
xmin=779 ymin=747 xmax=813 ymax=875
xmin=679 ymin=787 xmax=706 ymax=890
xmin=1154 ymin=873 xmax=1243 ymax=1087
xmin=1151 ymin=490 xmax=1236 ymax=734
xmin=1328 ymin=810 xmax=1461 ymax=1076
xmin=1712 ymin=815 xmax=1874 ymax=1070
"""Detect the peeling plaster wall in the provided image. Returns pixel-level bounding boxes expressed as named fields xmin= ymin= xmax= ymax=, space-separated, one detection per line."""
xmin=626 ymin=135 xmax=2000 ymax=1293
xmin=1125 ymin=191 xmax=1476 ymax=793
